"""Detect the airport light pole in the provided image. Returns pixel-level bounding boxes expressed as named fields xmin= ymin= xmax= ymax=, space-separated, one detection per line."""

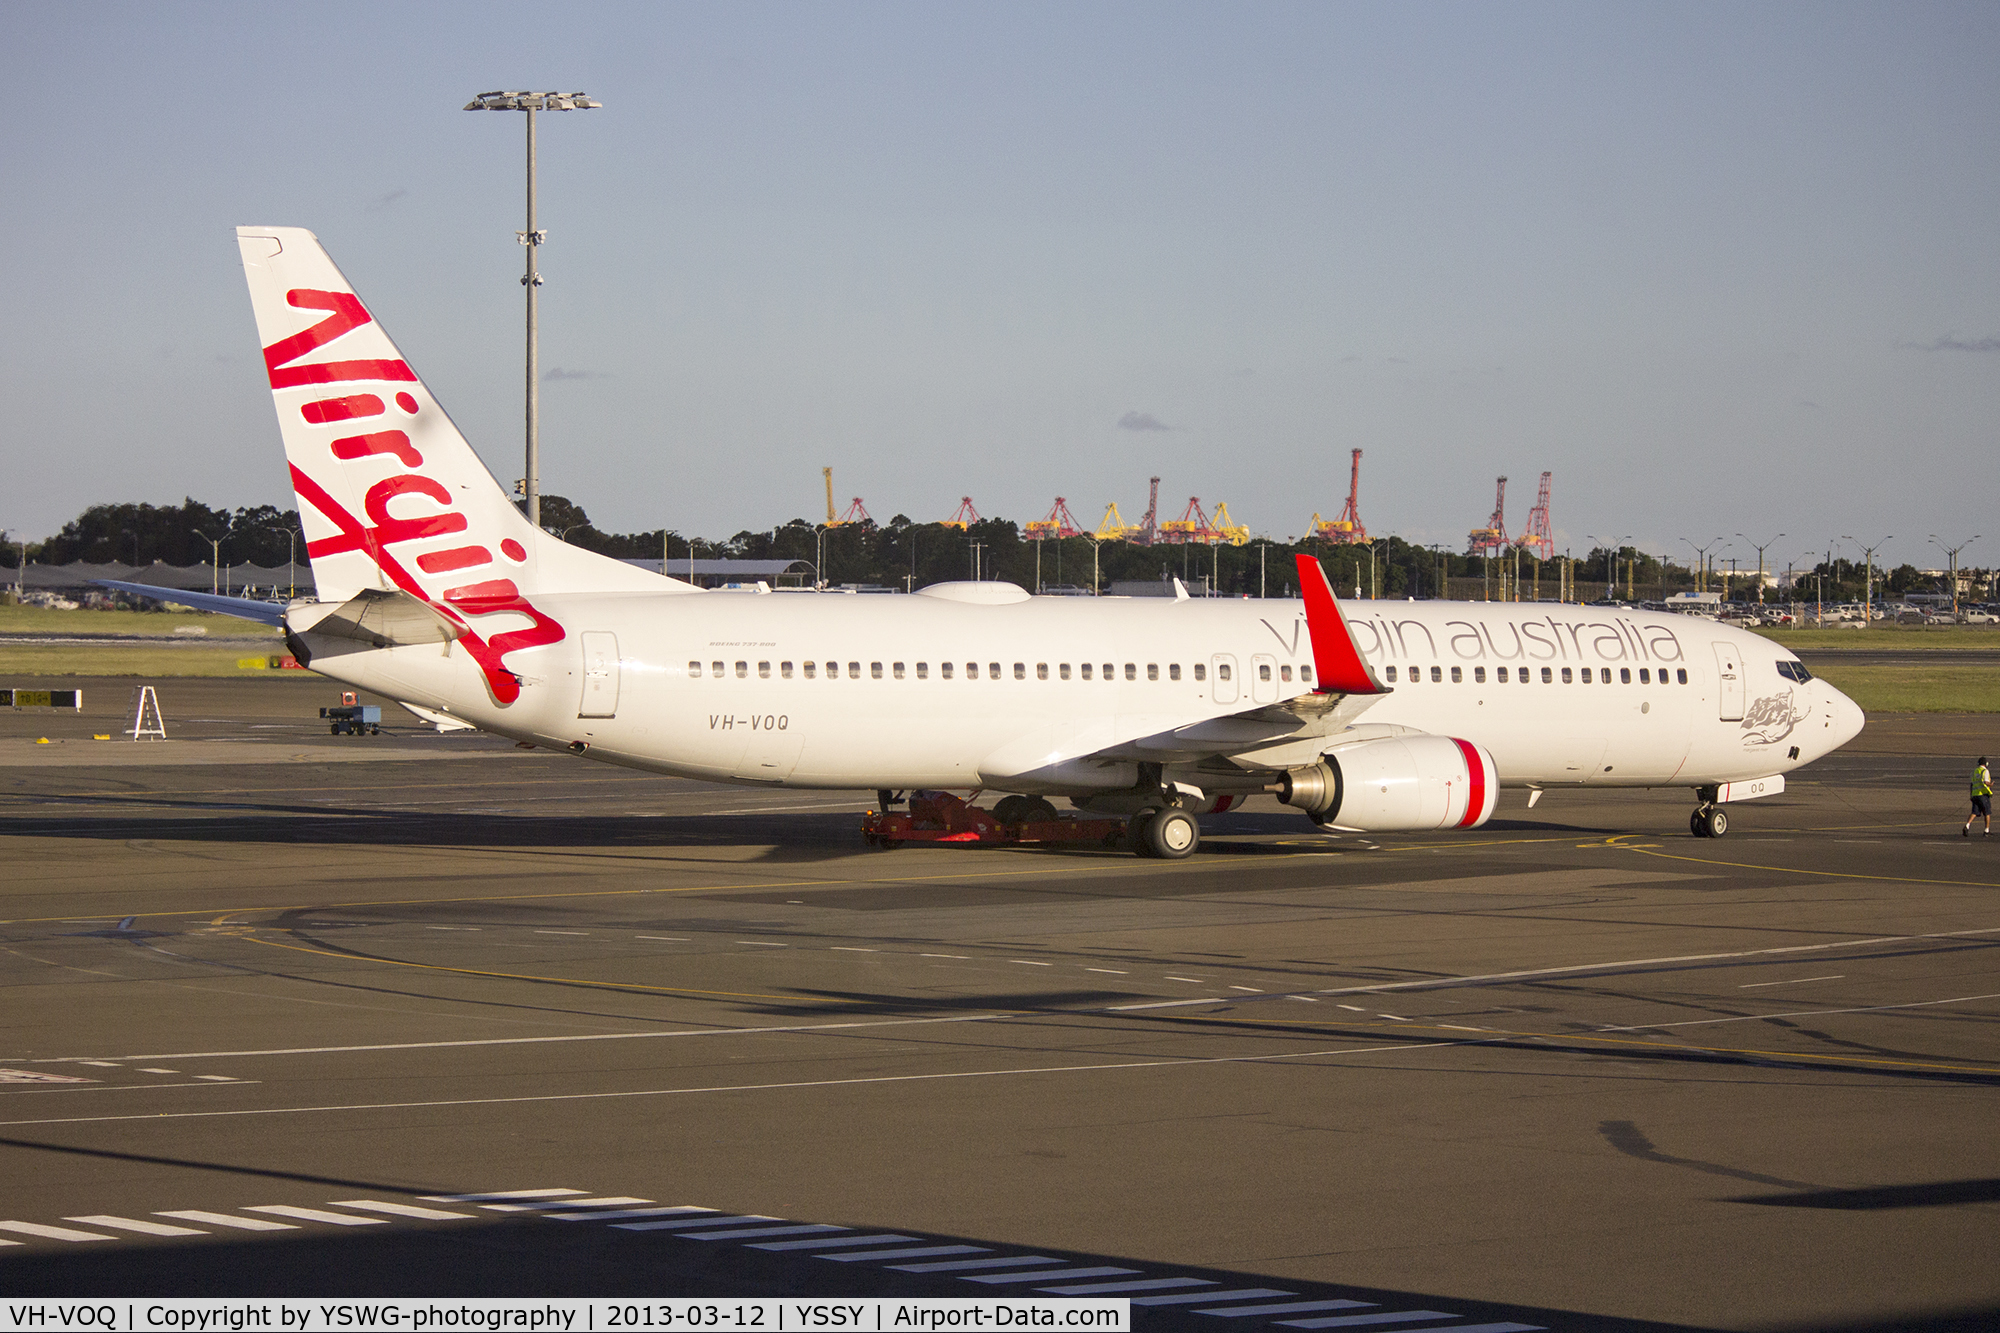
xmin=463 ymin=91 xmax=602 ymax=532
xmin=1930 ymin=534 xmax=1980 ymax=615
xmin=1587 ymin=534 xmax=1628 ymax=603
xmin=1737 ymin=532 xmax=1783 ymax=605
xmin=1844 ymin=534 xmax=1890 ymax=622
xmin=1681 ymin=537 xmax=1725 ymax=595
xmin=190 ymin=526 xmax=228 ymax=595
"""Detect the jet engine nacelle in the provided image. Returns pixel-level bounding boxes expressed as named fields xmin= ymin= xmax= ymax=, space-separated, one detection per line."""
xmin=1277 ymin=735 xmax=1498 ymax=831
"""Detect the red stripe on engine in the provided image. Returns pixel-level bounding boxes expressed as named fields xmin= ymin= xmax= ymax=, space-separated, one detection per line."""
xmin=1451 ymin=737 xmax=1487 ymax=828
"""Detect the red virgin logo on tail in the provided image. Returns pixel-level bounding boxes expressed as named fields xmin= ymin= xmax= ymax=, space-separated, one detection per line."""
xmin=273 ymin=288 xmax=562 ymax=706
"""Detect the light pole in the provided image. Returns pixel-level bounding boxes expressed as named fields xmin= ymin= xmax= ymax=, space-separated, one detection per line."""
xmin=190 ymin=526 xmax=228 ymax=595
xmin=1844 ymin=535 xmax=1890 ymax=622
xmin=1681 ymin=537 xmax=1725 ymax=595
xmin=1737 ymin=532 xmax=1783 ymax=605
xmin=464 ymin=90 xmax=602 ymax=531
xmin=1587 ymin=534 xmax=1629 ymax=603
xmin=1930 ymin=534 xmax=1980 ymax=615
xmin=263 ymin=522 xmax=300 ymax=599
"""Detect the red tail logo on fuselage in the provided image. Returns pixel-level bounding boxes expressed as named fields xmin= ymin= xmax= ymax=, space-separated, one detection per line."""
xmin=271 ymin=289 xmax=562 ymax=705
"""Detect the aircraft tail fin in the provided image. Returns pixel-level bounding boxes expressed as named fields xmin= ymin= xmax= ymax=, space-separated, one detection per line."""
xmin=236 ymin=226 xmax=685 ymax=702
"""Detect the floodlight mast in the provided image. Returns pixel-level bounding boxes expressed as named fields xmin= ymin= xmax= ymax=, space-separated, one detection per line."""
xmin=463 ymin=91 xmax=602 ymax=530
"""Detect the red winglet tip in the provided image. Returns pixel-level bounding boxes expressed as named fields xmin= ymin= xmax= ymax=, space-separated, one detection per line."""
xmin=1294 ymin=554 xmax=1385 ymax=696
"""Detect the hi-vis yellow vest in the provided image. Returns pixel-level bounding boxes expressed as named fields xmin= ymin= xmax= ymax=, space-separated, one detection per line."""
xmin=1975 ymin=766 xmax=1993 ymax=798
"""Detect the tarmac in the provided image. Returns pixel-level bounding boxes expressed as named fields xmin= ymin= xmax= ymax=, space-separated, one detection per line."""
xmin=1 ymin=677 xmax=1996 ymax=1332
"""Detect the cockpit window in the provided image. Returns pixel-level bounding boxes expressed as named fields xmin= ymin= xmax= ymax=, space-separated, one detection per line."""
xmin=1775 ymin=660 xmax=1814 ymax=683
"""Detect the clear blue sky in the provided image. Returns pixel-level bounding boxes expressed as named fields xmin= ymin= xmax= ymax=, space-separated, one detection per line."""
xmin=5 ymin=1 xmax=1995 ymax=574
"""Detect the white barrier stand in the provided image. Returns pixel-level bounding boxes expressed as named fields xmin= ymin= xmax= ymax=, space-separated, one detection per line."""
xmin=127 ymin=684 xmax=166 ymax=741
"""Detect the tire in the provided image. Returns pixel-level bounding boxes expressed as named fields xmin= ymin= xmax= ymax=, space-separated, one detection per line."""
xmin=993 ymin=795 xmax=1028 ymax=825
xmin=1144 ymin=808 xmax=1200 ymax=859
xmin=1128 ymin=811 xmax=1157 ymax=857
xmin=1019 ymin=797 xmax=1059 ymax=825
xmin=1690 ymin=810 xmax=1708 ymax=838
xmin=1703 ymin=806 xmax=1728 ymax=839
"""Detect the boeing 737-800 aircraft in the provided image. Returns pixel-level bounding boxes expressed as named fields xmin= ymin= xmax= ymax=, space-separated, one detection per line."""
xmin=121 ymin=226 xmax=1866 ymax=858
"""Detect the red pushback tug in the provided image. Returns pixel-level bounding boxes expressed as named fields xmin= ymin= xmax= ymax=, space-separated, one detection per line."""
xmin=862 ymin=790 xmax=1126 ymax=849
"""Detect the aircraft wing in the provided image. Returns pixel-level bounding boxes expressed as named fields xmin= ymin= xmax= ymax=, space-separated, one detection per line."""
xmin=91 ymin=580 xmax=290 ymax=626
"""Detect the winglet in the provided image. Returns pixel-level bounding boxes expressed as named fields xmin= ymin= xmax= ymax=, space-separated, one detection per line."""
xmin=1294 ymin=554 xmax=1388 ymax=695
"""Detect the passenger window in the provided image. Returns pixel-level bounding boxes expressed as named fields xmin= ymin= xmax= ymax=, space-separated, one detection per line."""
xmin=916 ymin=662 xmax=928 ymax=679
xmin=780 ymin=661 xmax=793 ymax=679
xmin=1258 ymin=663 xmax=1272 ymax=682
xmin=1619 ymin=668 xmax=1629 ymax=684
xmin=688 ymin=661 xmax=702 ymax=678
xmin=1124 ymin=664 xmax=1136 ymax=681
xmin=1496 ymin=667 xmax=1506 ymax=682
xmin=1059 ymin=664 xmax=1071 ymax=680
xmin=1147 ymin=664 xmax=1159 ymax=681
xmin=804 ymin=661 xmax=816 ymax=679
xmin=1581 ymin=668 xmax=1592 ymax=683
xmin=967 ymin=663 xmax=979 ymax=680
xmin=1103 ymin=662 xmax=1115 ymax=679
xmin=1301 ymin=664 xmax=1312 ymax=683
xmin=1218 ymin=663 xmax=1232 ymax=681
xmin=849 ymin=662 xmax=861 ymax=679
xmin=1639 ymin=668 xmax=1649 ymax=684
xmin=991 ymin=662 xmax=1002 ymax=680
xmin=712 ymin=661 xmax=724 ymax=677
xmin=1451 ymin=666 xmax=1462 ymax=683
xmin=1194 ymin=663 xmax=1206 ymax=681
xmin=1280 ymin=665 xmax=1292 ymax=682
xmin=941 ymin=662 xmax=954 ymax=679
xmin=1386 ymin=665 xmax=1398 ymax=682
xmin=1170 ymin=664 xmax=1181 ymax=681
xmin=825 ymin=661 xmax=837 ymax=678
xmin=1473 ymin=667 xmax=1485 ymax=683
xmin=1561 ymin=667 xmax=1572 ymax=684
xmin=1677 ymin=668 xmax=1688 ymax=684
xmin=1430 ymin=666 xmax=1442 ymax=683
xmin=893 ymin=662 xmax=905 ymax=679
xmin=870 ymin=662 xmax=883 ymax=680
xmin=1081 ymin=663 xmax=1092 ymax=680
xmin=1014 ymin=663 xmax=1026 ymax=680
xmin=736 ymin=661 xmax=749 ymax=678
xmin=1541 ymin=667 xmax=1553 ymax=683
xmin=758 ymin=661 xmax=771 ymax=679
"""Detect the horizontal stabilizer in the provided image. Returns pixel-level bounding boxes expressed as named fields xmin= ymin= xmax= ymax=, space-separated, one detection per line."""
xmin=90 ymin=581 xmax=290 ymax=626
xmin=289 ymin=588 xmax=466 ymax=649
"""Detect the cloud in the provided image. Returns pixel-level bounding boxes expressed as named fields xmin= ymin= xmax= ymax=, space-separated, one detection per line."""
xmin=1117 ymin=410 xmax=1170 ymax=432
xmin=1898 ymin=334 xmax=2000 ymax=353
xmin=542 ymin=366 xmax=607 ymax=382
xmin=366 ymin=188 xmax=408 ymax=212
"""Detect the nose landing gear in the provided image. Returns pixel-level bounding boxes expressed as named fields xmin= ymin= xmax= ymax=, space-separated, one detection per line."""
xmin=1690 ymin=804 xmax=1727 ymax=838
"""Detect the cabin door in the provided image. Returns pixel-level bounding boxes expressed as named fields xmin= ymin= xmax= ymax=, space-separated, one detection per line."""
xmin=579 ymin=631 xmax=620 ymax=718
xmin=1711 ymin=643 xmax=1743 ymax=722
xmin=1210 ymin=654 xmax=1240 ymax=705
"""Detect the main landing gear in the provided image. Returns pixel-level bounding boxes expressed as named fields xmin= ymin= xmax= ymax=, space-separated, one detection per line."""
xmin=1128 ymin=807 xmax=1200 ymax=859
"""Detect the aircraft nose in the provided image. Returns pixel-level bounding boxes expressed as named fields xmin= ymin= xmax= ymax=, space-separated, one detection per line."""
xmin=1824 ymin=682 xmax=1866 ymax=748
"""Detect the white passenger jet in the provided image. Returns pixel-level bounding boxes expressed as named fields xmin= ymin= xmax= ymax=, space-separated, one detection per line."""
xmin=118 ymin=226 xmax=1867 ymax=858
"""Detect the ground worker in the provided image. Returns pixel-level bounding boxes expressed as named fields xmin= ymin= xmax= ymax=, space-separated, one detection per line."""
xmin=1967 ymin=757 xmax=1992 ymax=837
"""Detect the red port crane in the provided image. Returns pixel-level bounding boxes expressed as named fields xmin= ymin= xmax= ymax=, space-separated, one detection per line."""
xmin=940 ymin=497 xmax=982 ymax=530
xmin=1025 ymin=497 xmax=1085 ymax=539
xmin=1310 ymin=448 xmax=1369 ymax=544
xmin=1514 ymin=471 xmax=1553 ymax=560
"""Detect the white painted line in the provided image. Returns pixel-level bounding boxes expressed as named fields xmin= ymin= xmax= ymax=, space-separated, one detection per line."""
xmin=0 ymin=1239 xmax=17 ymax=1247
xmin=0 ymin=1043 xmax=1454 ymax=1129
xmin=0 ymin=1221 xmax=114 ymax=1242
xmin=893 ymin=1256 xmax=1059 ymax=1273
xmin=735 ymin=941 xmax=787 ymax=947
xmin=1273 ymin=1312 xmax=1458 ymax=1328
xmin=79 ymin=1061 xmax=122 ymax=1068
xmin=1739 ymin=976 xmax=1845 ymax=988
xmin=636 ymin=936 xmax=689 ymax=942
xmin=244 ymin=1205 xmax=387 ymax=1226
xmin=1166 ymin=977 xmax=1206 ymax=983
xmin=921 ymin=954 xmax=969 ymax=960
xmin=138 ymin=1068 xmax=179 ymax=1075
xmin=1229 ymin=987 xmax=1262 ymax=993
xmin=684 ymin=1224 xmax=846 ymax=1241
xmin=482 ymin=1197 xmax=650 ymax=1212
xmin=66 ymin=1216 xmax=206 ymax=1237
xmin=820 ymin=1245 xmax=988 ymax=1263
xmin=963 ymin=1268 xmax=1140 ymax=1285
xmin=752 ymin=1234 xmax=916 ymax=1252
xmin=156 ymin=1210 xmax=296 ymax=1231
xmin=832 ymin=947 xmax=877 ymax=953
xmin=326 ymin=1200 xmax=475 ymax=1220
xmin=1194 ymin=1299 xmax=1374 ymax=1317
xmin=421 ymin=1189 xmax=586 ymax=1202
xmin=547 ymin=1206 xmax=714 ymax=1223
xmin=615 ymin=1214 xmax=778 ymax=1232
xmin=194 ymin=1075 xmax=236 ymax=1082
xmin=1132 ymin=1290 xmax=1295 ymax=1308
xmin=1039 ymin=1279 xmax=1216 ymax=1295
xmin=1288 ymin=997 xmax=1320 ymax=1004
xmin=1337 ymin=1005 xmax=1366 ymax=1012
xmin=534 ymin=931 xmax=588 ymax=936
xmin=427 ymin=926 xmax=480 ymax=931
xmin=1086 ymin=969 xmax=1128 ymax=975
xmin=1378 ymin=1015 xmax=1410 ymax=1022
xmin=1011 ymin=960 xmax=1053 ymax=967
xmin=1600 ymin=992 xmax=2000 ymax=1032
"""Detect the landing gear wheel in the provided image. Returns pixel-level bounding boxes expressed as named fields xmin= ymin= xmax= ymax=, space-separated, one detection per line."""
xmin=1143 ymin=808 xmax=1200 ymax=860
xmin=1692 ymin=805 xmax=1726 ymax=838
xmin=993 ymin=795 xmax=1028 ymax=825
xmin=1019 ymin=797 xmax=1058 ymax=825
xmin=1128 ymin=810 xmax=1157 ymax=857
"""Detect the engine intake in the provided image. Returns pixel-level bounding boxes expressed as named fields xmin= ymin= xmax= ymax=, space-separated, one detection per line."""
xmin=1278 ymin=735 xmax=1498 ymax=831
